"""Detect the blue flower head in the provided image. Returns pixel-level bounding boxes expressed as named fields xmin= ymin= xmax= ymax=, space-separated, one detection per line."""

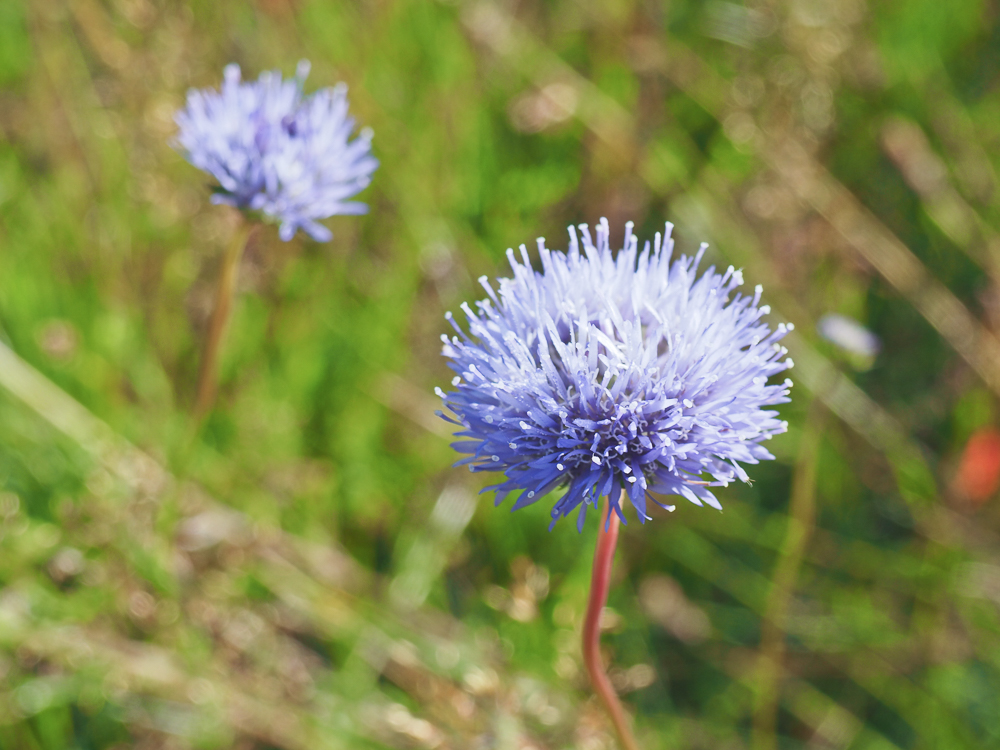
xmin=174 ymin=61 xmax=378 ymax=242
xmin=437 ymin=219 xmax=794 ymax=531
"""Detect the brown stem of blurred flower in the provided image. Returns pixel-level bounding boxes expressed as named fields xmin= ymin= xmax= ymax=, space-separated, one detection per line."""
xmin=583 ymin=490 xmax=640 ymax=750
xmin=752 ymin=403 xmax=825 ymax=750
xmin=193 ymin=218 xmax=253 ymax=422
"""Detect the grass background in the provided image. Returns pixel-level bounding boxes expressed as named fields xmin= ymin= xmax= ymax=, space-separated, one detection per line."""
xmin=2 ymin=0 xmax=1000 ymax=747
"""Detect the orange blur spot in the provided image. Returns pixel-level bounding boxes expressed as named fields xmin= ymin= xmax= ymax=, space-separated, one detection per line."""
xmin=954 ymin=427 xmax=1000 ymax=506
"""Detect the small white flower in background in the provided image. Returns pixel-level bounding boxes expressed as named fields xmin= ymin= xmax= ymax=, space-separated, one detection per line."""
xmin=817 ymin=313 xmax=881 ymax=358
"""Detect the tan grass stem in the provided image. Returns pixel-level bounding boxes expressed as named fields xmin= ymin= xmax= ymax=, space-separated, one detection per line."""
xmin=193 ymin=218 xmax=253 ymax=422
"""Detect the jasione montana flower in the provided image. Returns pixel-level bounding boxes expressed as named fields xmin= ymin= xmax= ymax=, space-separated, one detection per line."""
xmin=174 ymin=61 xmax=378 ymax=242
xmin=437 ymin=219 xmax=794 ymax=531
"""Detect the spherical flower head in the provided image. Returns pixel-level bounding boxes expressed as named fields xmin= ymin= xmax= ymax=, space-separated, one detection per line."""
xmin=173 ymin=61 xmax=379 ymax=242
xmin=437 ymin=219 xmax=794 ymax=531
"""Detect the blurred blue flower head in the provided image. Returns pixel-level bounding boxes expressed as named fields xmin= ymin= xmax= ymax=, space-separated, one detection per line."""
xmin=174 ymin=61 xmax=378 ymax=242
xmin=438 ymin=219 xmax=794 ymax=530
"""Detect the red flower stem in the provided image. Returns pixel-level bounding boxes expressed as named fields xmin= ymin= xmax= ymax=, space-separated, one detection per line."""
xmin=193 ymin=217 xmax=253 ymax=422
xmin=582 ymin=490 xmax=640 ymax=750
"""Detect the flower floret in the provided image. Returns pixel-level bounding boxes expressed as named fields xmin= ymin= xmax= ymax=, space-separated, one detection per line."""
xmin=439 ymin=218 xmax=791 ymax=530
xmin=174 ymin=61 xmax=378 ymax=242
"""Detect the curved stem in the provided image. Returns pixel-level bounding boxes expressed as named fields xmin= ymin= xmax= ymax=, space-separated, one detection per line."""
xmin=193 ymin=218 xmax=253 ymax=422
xmin=582 ymin=490 xmax=640 ymax=750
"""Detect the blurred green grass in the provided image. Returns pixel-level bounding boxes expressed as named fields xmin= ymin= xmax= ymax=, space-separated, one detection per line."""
xmin=2 ymin=0 xmax=1000 ymax=748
